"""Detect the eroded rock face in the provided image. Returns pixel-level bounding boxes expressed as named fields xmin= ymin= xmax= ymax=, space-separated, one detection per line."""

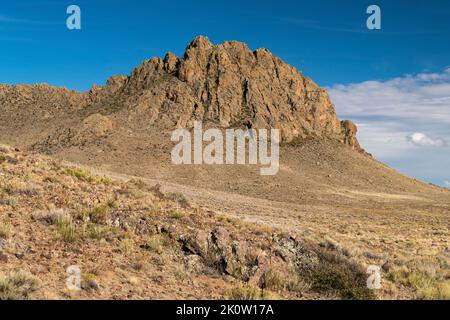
xmin=0 ymin=36 xmax=360 ymax=149
xmin=179 ymin=225 xmax=321 ymax=285
xmin=123 ymin=35 xmax=359 ymax=146
xmin=340 ymin=120 xmax=360 ymax=150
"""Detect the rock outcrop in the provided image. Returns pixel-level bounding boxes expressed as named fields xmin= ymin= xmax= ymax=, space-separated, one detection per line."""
xmin=0 ymin=36 xmax=360 ymax=149
xmin=120 ymin=36 xmax=359 ymax=147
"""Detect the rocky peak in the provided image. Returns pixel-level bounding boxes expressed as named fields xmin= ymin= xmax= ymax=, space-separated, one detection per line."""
xmin=0 ymin=36 xmax=361 ymax=150
xmin=185 ymin=35 xmax=213 ymax=53
xmin=127 ymin=36 xmax=359 ymax=147
xmin=107 ymin=75 xmax=128 ymax=89
xmin=163 ymin=52 xmax=180 ymax=73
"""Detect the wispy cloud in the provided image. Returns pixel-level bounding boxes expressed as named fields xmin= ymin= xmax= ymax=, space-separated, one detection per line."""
xmin=0 ymin=15 xmax=19 ymax=23
xmin=280 ymin=17 xmax=450 ymax=35
xmin=330 ymin=68 xmax=450 ymax=124
xmin=280 ymin=17 xmax=375 ymax=35
xmin=0 ymin=14 xmax=58 ymax=26
xmin=407 ymin=132 xmax=446 ymax=148
xmin=328 ymin=68 xmax=450 ymax=185
xmin=444 ymin=181 xmax=450 ymax=188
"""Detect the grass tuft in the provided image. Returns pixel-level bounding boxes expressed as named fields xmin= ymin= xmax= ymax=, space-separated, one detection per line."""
xmin=169 ymin=210 xmax=186 ymax=220
xmin=259 ymin=269 xmax=284 ymax=291
xmin=0 ymin=221 xmax=12 ymax=240
xmin=0 ymin=272 xmax=39 ymax=300
xmin=228 ymin=284 xmax=261 ymax=300
xmin=228 ymin=284 xmax=279 ymax=300
xmin=61 ymin=167 xmax=111 ymax=185
xmin=56 ymin=219 xmax=79 ymax=243
xmin=388 ymin=269 xmax=450 ymax=300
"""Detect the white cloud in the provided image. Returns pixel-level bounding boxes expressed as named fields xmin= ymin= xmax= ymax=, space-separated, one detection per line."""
xmin=328 ymin=68 xmax=450 ymax=186
xmin=407 ymin=133 xmax=446 ymax=148
xmin=329 ymin=70 xmax=450 ymax=124
xmin=416 ymin=68 xmax=450 ymax=81
xmin=444 ymin=181 xmax=450 ymax=188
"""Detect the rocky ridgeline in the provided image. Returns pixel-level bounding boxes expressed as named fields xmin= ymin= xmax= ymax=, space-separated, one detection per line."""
xmin=0 ymin=36 xmax=360 ymax=150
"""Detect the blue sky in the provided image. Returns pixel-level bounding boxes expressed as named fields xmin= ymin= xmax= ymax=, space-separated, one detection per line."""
xmin=1 ymin=0 xmax=450 ymax=186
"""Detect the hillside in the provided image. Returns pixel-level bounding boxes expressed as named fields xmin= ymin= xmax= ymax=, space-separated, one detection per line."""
xmin=0 ymin=36 xmax=449 ymax=299
xmin=0 ymin=144 xmax=377 ymax=300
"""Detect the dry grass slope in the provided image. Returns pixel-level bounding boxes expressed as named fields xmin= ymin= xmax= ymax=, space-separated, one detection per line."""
xmin=0 ymin=144 xmax=378 ymax=300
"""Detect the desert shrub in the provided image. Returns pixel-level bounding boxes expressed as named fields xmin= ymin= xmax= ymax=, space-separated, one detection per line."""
xmin=132 ymin=179 xmax=146 ymax=190
xmin=144 ymin=234 xmax=172 ymax=254
xmin=164 ymin=192 xmax=190 ymax=209
xmin=81 ymin=273 xmax=100 ymax=293
xmin=128 ymin=186 xmax=147 ymax=199
xmin=388 ymin=268 xmax=431 ymax=288
xmin=320 ymin=237 xmax=352 ymax=257
xmin=319 ymin=237 xmax=340 ymax=250
xmin=259 ymin=269 xmax=284 ymax=291
xmin=0 ymin=221 xmax=12 ymax=239
xmin=228 ymin=284 xmax=261 ymax=300
xmin=119 ymin=238 xmax=134 ymax=254
xmin=61 ymin=168 xmax=111 ymax=185
xmin=32 ymin=208 xmax=71 ymax=226
xmin=169 ymin=210 xmax=186 ymax=220
xmin=387 ymin=269 xmax=450 ymax=300
xmin=83 ymin=224 xmax=118 ymax=241
xmin=261 ymin=290 xmax=281 ymax=300
xmin=419 ymin=281 xmax=450 ymax=300
xmin=0 ymin=272 xmax=39 ymax=300
xmin=304 ymin=249 xmax=376 ymax=300
xmin=56 ymin=218 xmax=118 ymax=243
xmin=56 ymin=219 xmax=79 ymax=242
xmin=149 ymin=184 xmax=164 ymax=199
xmin=0 ymin=144 xmax=12 ymax=154
xmin=2 ymin=180 xmax=41 ymax=196
xmin=79 ymin=201 xmax=115 ymax=224
xmin=228 ymin=284 xmax=279 ymax=300
xmin=226 ymin=261 xmax=246 ymax=281
xmin=145 ymin=236 xmax=164 ymax=254
xmin=246 ymin=246 xmax=263 ymax=266
xmin=148 ymin=203 xmax=162 ymax=217
xmin=87 ymin=204 xmax=109 ymax=224
xmin=286 ymin=276 xmax=310 ymax=293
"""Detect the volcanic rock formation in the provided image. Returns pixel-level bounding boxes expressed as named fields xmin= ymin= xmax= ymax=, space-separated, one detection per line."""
xmin=0 ymin=36 xmax=359 ymax=150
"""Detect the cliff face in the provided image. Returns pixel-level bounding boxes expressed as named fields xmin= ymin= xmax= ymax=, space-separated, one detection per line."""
xmin=0 ymin=36 xmax=360 ymax=150
xmin=121 ymin=36 xmax=360 ymax=148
